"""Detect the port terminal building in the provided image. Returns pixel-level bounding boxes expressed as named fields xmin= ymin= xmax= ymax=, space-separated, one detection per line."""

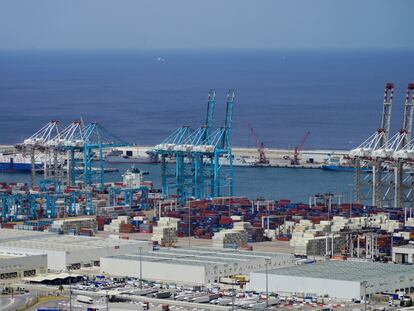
xmin=101 ymin=247 xmax=294 ymax=285
xmin=0 ymin=229 xmax=151 ymax=271
xmin=249 ymin=260 xmax=414 ymax=300
xmin=393 ymin=243 xmax=414 ymax=264
xmin=0 ymin=251 xmax=47 ymax=280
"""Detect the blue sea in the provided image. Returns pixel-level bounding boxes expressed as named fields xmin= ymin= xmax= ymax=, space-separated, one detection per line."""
xmin=0 ymin=50 xmax=412 ymax=201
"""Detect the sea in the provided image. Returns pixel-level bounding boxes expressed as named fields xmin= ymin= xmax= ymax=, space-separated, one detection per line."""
xmin=0 ymin=49 xmax=413 ymax=202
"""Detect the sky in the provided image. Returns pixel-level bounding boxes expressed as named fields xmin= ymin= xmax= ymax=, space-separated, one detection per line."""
xmin=0 ymin=0 xmax=413 ymax=51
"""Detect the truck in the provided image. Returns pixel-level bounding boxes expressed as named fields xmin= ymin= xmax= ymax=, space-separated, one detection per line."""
xmin=76 ymin=295 xmax=93 ymax=304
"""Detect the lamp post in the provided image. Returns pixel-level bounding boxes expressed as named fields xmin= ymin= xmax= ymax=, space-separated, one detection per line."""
xmin=231 ymin=281 xmax=235 ymax=311
xmin=68 ymin=267 xmax=72 ymax=311
xmin=188 ymin=200 xmax=191 ymax=248
xmin=139 ymin=246 xmax=143 ymax=289
xmin=227 ymin=177 xmax=231 ymax=217
xmin=362 ymin=280 xmax=367 ymax=311
xmin=106 ymin=289 xmax=109 ymax=311
xmin=265 ymin=258 xmax=270 ymax=310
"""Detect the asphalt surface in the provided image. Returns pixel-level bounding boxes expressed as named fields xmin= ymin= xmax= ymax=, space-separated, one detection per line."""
xmin=0 ymin=292 xmax=36 ymax=311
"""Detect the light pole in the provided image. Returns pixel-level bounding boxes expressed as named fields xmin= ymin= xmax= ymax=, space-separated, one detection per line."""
xmin=139 ymin=246 xmax=143 ymax=289
xmin=265 ymin=258 xmax=270 ymax=310
xmin=68 ymin=267 xmax=72 ymax=311
xmin=106 ymin=289 xmax=109 ymax=311
xmin=188 ymin=201 xmax=191 ymax=248
xmin=228 ymin=177 xmax=231 ymax=217
xmin=362 ymin=280 xmax=367 ymax=311
xmin=231 ymin=281 xmax=235 ymax=311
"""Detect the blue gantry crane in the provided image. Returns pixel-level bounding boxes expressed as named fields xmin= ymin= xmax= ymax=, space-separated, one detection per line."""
xmin=3 ymin=120 xmax=128 ymax=221
xmin=153 ymin=89 xmax=235 ymax=205
xmin=80 ymin=122 xmax=129 ymax=188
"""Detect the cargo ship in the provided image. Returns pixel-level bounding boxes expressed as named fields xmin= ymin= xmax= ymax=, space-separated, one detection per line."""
xmin=321 ymin=165 xmax=371 ymax=172
xmin=0 ymin=153 xmax=43 ymax=172
xmin=104 ymin=149 xmax=159 ymax=164
xmin=321 ymin=156 xmax=370 ymax=172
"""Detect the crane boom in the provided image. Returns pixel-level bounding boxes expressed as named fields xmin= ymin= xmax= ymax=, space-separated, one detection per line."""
xmin=247 ymin=123 xmax=269 ymax=164
xmin=402 ymin=84 xmax=414 ymax=145
xmin=377 ymin=83 xmax=394 ymax=149
xmin=292 ymin=131 xmax=310 ymax=165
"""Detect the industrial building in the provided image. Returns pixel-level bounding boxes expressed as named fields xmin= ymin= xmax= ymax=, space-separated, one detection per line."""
xmin=393 ymin=243 xmax=414 ymax=264
xmin=249 ymin=260 xmax=414 ymax=300
xmin=101 ymin=247 xmax=294 ymax=284
xmin=0 ymin=251 xmax=47 ymax=280
xmin=0 ymin=229 xmax=151 ymax=271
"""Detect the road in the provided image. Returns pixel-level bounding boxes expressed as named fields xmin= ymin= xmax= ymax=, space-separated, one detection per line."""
xmin=0 ymin=293 xmax=36 ymax=311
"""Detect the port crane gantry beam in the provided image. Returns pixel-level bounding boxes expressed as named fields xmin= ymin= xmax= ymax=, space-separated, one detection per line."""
xmin=80 ymin=122 xmax=128 ymax=189
xmin=152 ymin=89 xmax=235 ymax=206
xmin=391 ymin=84 xmax=414 ymax=207
xmin=350 ymin=83 xmax=394 ymax=206
xmin=17 ymin=120 xmax=61 ymax=189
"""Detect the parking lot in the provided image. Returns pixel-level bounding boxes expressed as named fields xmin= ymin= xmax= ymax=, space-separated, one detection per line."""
xmin=26 ymin=274 xmax=402 ymax=311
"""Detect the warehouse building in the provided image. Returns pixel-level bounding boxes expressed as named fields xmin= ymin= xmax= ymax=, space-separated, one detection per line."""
xmin=0 ymin=229 xmax=151 ymax=271
xmin=0 ymin=251 xmax=47 ymax=280
xmin=393 ymin=243 xmax=414 ymax=264
xmin=101 ymin=247 xmax=294 ymax=284
xmin=249 ymin=260 xmax=414 ymax=300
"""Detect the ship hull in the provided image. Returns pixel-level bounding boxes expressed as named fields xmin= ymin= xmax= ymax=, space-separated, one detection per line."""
xmin=104 ymin=156 xmax=158 ymax=164
xmin=0 ymin=162 xmax=42 ymax=172
xmin=322 ymin=165 xmax=370 ymax=172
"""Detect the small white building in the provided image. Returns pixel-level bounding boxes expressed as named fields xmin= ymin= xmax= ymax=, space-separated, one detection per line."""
xmin=0 ymin=229 xmax=151 ymax=271
xmin=249 ymin=260 xmax=414 ymax=300
xmin=0 ymin=251 xmax=47 ymax=280
xmin=393 ymin=243 xmax=414 ymax=264
xmin=101 ymin=247 xmax=294 ymax=285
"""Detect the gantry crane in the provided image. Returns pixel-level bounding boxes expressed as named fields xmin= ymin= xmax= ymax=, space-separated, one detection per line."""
xmin=291 ymin=131 xmax=310 ymax=165
xmin=391 ymin=84 xmax=414 ymax=207
xmin=16 ymin=120 xmax=61 ymax=188
xmin=247 ymin=123 xmax=269 ymax=165
xmin=350 ymin=83 xmax=394 ymax=206
xmin=153 ymin=90 xmax=235 ymax=205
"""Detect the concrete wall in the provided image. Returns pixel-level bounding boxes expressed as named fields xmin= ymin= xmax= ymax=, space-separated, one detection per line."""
xmin=101 ymin=257 xmax=206 ymax=284
xmin=393 ymin=246 xmax=414 ymax=264
xmin=0 ymin=254 xmax=47 ymax=278
xmin=65 ymin=242 xmax=151 ymax=270
xmin=249 ymin=273 xmax=360 ymax=300
xmin=249 ymin=271 xmax=414 ymax=300
xmin=0 ymin=240 xmax=151 ymax=271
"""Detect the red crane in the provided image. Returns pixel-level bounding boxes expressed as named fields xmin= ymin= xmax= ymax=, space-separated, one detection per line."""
xmin=291 ymin=131 xmax=311 ymax=165
xmin=247 ymin=123 xmax=269 ymax=165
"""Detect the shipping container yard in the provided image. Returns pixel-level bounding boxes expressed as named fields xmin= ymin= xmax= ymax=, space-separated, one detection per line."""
xmin=1 ymin=0 xmax=413 ymax=307
xmin=2 ymin=84 xmax=414 ymax=311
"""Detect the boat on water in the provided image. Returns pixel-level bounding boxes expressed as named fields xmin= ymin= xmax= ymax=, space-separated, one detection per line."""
xmin=104 ymin=149 xmax=158 ymax=164
xmin=0 ymin=153 xmax=43 ymax=172
xmin=321 ymin=155 xmax=370 ymax=172
xmin=321 ymin=165 xmax=371 ymax=172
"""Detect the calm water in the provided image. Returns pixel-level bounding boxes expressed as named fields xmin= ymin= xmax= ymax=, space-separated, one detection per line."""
xmin=0 ymin=50 xmax=411 ymax=201
xmin=0 ymin=164 xmax=354 ymax=203
xmin=0 ymin=50 xmax=413 ymax=148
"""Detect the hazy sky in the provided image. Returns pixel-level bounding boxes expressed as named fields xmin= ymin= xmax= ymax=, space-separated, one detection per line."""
xmin=0 ymin=0 xmax=413 ymax=50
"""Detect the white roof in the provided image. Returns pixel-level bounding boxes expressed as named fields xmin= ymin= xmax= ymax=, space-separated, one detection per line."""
xmin=261 ymin=260 xmax=414 ymax=282
xmin=0 ymin=229 xmax=149 ymax=252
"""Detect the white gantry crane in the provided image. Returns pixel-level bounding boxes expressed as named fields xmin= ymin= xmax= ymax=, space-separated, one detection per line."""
xmin=47 ymin=120 xmax=86 ymax=186
xmin=391 ymin=84 xmax=414 ymax=207
xmin=18 ymin=120 xmax=61 ymax=188
xmin=350 ymin=83 xmax=394 ymax=207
